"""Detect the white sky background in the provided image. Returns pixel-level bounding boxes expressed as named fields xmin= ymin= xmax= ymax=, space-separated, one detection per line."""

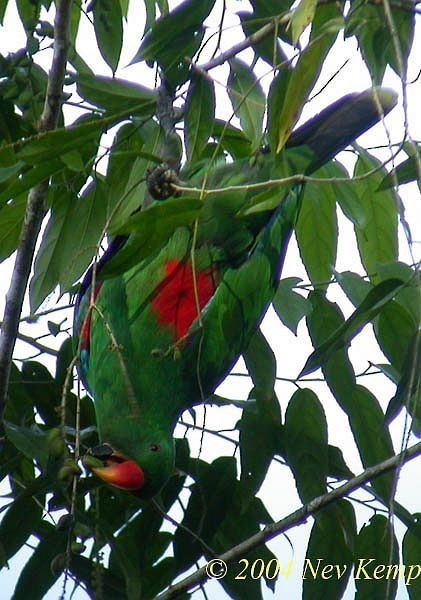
xmin=0 ymin=0 xmax=420 ymax=598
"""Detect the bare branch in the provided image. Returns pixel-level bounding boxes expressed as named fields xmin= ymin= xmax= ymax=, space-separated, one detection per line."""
xmin=194 ymin=0 xmax=419 ymax=74
xmin=0 ymin=0 xmax=74 ymax=416
xmin=155 ymin=441 xmax=421 ymax=600
xmin=173 ymin=154 xmax=397 ymax=198
xmin=196 ymin=13 xmax=292 ymax=73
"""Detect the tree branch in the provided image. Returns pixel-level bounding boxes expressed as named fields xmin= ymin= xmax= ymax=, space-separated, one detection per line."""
xmin=173 ymin=155 xmax=396 ymax=197
xmin=196 ymin=12 xmax=292 ymax=73
xmin=0 ymin=324 xmax=60 ymax=357
xmin=155 ymin=441 xmax=421 ymax=600
xmin=0 ymin=0 xmax=74 ymax=417
xmin=194 ymin=0 xmax=418 ymax=74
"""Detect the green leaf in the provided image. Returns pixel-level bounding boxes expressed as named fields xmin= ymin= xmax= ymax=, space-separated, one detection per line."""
xmin=267 ymin=66 xmax=291 ymax=153
xmin=109 ymin=503 xmax=176 ymax=599
xmin=290 ymin=0 xmax=318 ymax=45
xmin=273 ymin=277 xmax=311 ymax=335
xmin=239 ymin=11 xmax=289 ymax=67
xmin=306 ymin=291 xmax=357 ymax=409
xmin=0 ymin=495 xmax=43 ymax=568
xmin=0 ymin=195 xmax=27 ymax=262
xmin=376 ymin=262 xmax=421 ymax=326
xmin=354 ymin=515 xmax=399 ymax=599
xmin=0 ymin=161 xmax=25 ymax=185
xmin=174 ymin=457 xmax=237 ymax=572
xmin=21 ymin=361 xmax=61 ymax=427
xmin=58 ymin=180 xmax=108 ymax=293
xmin=184 ymin=74 xmax=215 ymax=164
xmin=16 ymin=0 xmax=40 ymax=30
xmin=375 ymin=301 xmax=417 ymax=371
xmin=212 ymin=120 xmax=252 ymax=159
xmin=135 ymin=0 xmax=213 ymax=62
xmin=132 ymin=0 xmax=214 ymax=86
xmin=300 ymin=278 xmax=405 ymax=377
xmin=228 ymin=58 xmax=265 ymax=151
xmin=29 ymin=161 xmax=106 ymax=308
xmin=327 ymin=445 xmax=354 ymax=480
xmin=271 ymin=5 xmax=341 ymax=152
xmin=305 ymin=293 xmax=395 ymax=502
xmin=0 ymin=160 xmax=64 ymax=206
xmin=105 ymin=119 xmax=164 ymax=228
xmin=6 ymin=364 xmax=33 ymax=425
xmin=346 ymin=0 xmax=414 ymax=83
xmin=213 ymin=496 xmax=276 ymax=598
xmin=335 ymin=270 xmax=372 ymax=307
xmin=303 ymin=502 xmax=356 ymax=600
xmin=0 ymin=0 xmax=8 ymax=25
xmin=284 ymin=388 xmax=328 ymax=503
xmin=76 ymin=74 xmax=157 ymax=114
xmin=92 ymin=0 xmax=123 ymax=73
xmin=385 ymin=332 xmax=421 ymax=432
xmin=0 ymin=115 xmax=105 ymax=166
xmin=11 ymin=526 xmax=67 ymax=600
xmin=29 ymin=194 xmax=73 ymax=310
xmin=55 ymin=337 xmax=75 ymax=388
xmin=119 ymin=0 xmax=129 ymax=18
xmin=348 ymin=386 xmax=395 ymax=503
xmin=102 ymin=197 xmax=203 ymax=277
xmin=353 ymin=150 xmax=398 ymax=280
xmin=329 ymin=160 xmax=367 ymax=228
xmin=295 ymin=165 xmax=338 ymax=288
xmin=243 ymin=328 xmax=277 ymax=403
xmin=403 ymin=517 xmax=421 ymax=599
xmin=69 ymin=0 xmax=81 ymax=46
xmin=70 ymin=556 xmax=126 ymax=600
xmin=138 ymin=558 xmax=175 ymax=599
xmin=239 ymin=329 xmax=281 ymax=496
xmin=4 ymin=422 xmax=50 ymax=470
xmin=60 ymin=150 xmax=85 ymax=171
xmin=378 ymin=146 xmax=421 ymax=190
xmin=238 ymin=401 xmax=280 ymax=497
xmin=0 ymin=98 xmax=25 ymax=144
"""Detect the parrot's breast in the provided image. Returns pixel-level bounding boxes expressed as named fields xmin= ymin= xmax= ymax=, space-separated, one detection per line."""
xmin=151 ymin=259 xmax=218 ymax=340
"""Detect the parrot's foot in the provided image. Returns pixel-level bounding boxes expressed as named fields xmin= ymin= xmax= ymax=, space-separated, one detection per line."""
xmin=151 ymin=335 xmax=189 ymax=361
xmin=146 ymin=163 xmax=180 ymax=200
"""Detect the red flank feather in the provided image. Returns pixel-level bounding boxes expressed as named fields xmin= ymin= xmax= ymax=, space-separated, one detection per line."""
xmin=151 ymin=260 xmax=217 ymax=340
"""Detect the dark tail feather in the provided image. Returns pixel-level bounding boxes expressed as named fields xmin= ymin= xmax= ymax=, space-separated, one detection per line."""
xmin=287 ymin=87 xmax=398 ymax=172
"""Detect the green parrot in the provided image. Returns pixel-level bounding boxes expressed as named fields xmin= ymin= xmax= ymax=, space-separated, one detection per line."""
xmin=74 ymin=88 xmax=397 ymax=497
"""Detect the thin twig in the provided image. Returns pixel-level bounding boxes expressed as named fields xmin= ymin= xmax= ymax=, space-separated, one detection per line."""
xmin=174 ymin=153 xmax=399 ymax=197
xmin=155 ymin=441 xmax=421 ymax=600
xmin=0 ymin=0 xmax=74 ymax=417
xmin=152 ymin=499 xmax=217 ymax=558
xmin=20 ymin=304 xmax=73 ymax=323
xmin=0 ymin=322 xmax=59 ymax=356
xmin=196 ymin=12 xmax=292 ymax=73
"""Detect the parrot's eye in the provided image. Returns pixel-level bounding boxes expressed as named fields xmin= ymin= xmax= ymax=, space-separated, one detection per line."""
xmin=149 ymin=444 xmax=160 ymax=452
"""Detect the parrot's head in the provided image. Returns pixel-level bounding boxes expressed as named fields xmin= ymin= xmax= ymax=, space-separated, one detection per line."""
xmin=84 ymin=426 xmax=175 ymax=498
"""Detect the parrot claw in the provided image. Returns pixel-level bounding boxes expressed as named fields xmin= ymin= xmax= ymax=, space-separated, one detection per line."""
xmin=146 ymin=163 xmax=180 ymax=200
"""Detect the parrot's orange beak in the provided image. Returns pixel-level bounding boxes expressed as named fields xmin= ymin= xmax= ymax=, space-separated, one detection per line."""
xmin=86 ymin=445 xmax=145 ymax=491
